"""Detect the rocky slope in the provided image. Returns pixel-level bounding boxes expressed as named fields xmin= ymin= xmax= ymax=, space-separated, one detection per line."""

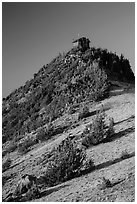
xmin=2 ymin=82 xmax=135 ymax=202
xmin=2 ymin=43 xmax=135 ymax=202
xmin=2 ymin=46 xmax=134 ymax=144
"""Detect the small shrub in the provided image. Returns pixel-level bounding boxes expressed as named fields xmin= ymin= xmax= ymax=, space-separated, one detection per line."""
xmin=78 ymin=105 xmax=90 ymax=120
xmin=13 ymin=182 xmax=40 ymax=202
xmin=2 ymin=142 xmax=17 ymax=157
xmin=99 ymin=177 xmax=112 ymax=190
xmin=4 ymin=142 xmax=18 ymax=155
xmin=8 ymin=142 xmax=18 ymax=152
xmin=121 ymin=150 xmax=130 ymax=159
xmin=45 ymin=122 xmax=54 ymax=136
xmin=24 ymin=186 xmax=40 ymax=201
xmin=18 ymin=142 xmax=29 ymax=154
xmin=53 ymin=125 xmax=67 ymax=135
xmin=81 ymin=135 xmax=91 ymax=148
xmin=80 ymin=158 xmax=95 ymax=174
xmin=2 ymin=150 xmax=8 ymax=157
xmin=36 ymin=128 xmax=47 ymax=142
xmin=2 ymin=175 xmax=10 ymax=186
xmin=43 ymin=137 xmax=87 ymax=186
xmin=107 ymin=117 xmax=115 ymax=138
xmin=36 ymin=123 xmax=67 ymax=143
xmin=2 ymin=158 xmax=12 ymax=172
xmin=68 ymin=105 xmax=76 ymax=114
xmin=37 ymin=122 xmax=55 ymax=141
xmin=18 ymin=137 xmax=38 ymax=154
xmin=82 ymin=109 xmax=106 ymax=146
xmin=82 ymin=109 xmax=114 ymax=147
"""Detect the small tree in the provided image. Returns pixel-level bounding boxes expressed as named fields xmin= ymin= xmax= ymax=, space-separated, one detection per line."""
xmin=82 ymin=109 xmax=114 ymax=147
xmin=43 ymin=137 xmax=87 ymax=186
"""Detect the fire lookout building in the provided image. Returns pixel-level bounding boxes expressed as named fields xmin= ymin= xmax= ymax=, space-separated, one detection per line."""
xmin=72 ymin=37 xmax=90 ymax=52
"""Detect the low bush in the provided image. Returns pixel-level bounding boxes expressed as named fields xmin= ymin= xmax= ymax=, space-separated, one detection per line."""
xmin=107 ymin=117 xmax=115 ymax=137
xmin=2 ymin=173 xmax=15 ymax=186
xmin=78 ymin=105 xmax=90 ymax=120
xmin=43 ymin=137 xmax=89 ymax=186
xmin=2 ymin=150 xmax=8 ymax=157
xmin=45 ymin=122 xmax=54 ymax=136
xmin=2 ymin=175 xmax=10 ymax=186
xmin=24 ymin=186 xmax=40 ymax=201
xmin=36 ymin=122 xmax=57 ymax=142
xmin=36 ymin=122 xmax=68 ymax=143
xmin=121 ymin=150 xmax=130 ymax=159
xmin=82 ymin=109 xmax=114 ymax=148
xmin=18 ymin=137 xmax=38 ymax=154
xmin=99 ymin=177 xmax=112 ymax=190
xmin=3 ymin=142 xmax=18 ymax=156
xmin=8 ymin=142 xmax=18 ymax=152
xmin=80 ymin=158 xmax=95 ymax=174
xmin=36 ymin=128 xmax=48 ymax=142
xmin=68 ymin=105 xmax=77 ymax=114
xmin=2 ymin=158 xmax=12 ymax=172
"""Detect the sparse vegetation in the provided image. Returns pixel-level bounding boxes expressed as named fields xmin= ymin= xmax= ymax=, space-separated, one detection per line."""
xmin=2 ymin=41 xmax=135 ymax=202
xmin=3 ymin=45 xmax=134 ymax=144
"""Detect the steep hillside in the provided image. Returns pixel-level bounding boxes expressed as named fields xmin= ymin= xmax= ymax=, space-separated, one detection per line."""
xmin=2 ymin=46 xmax=134 ymax=145
xmin=2 ymin=82 xmax=135 ymax=202
xmin=2 ymin=43 xmax=135 ymax=202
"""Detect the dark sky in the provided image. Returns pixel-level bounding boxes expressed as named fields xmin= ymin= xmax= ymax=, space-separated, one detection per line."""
xmin=2 ymin=2 xmax=135 ymax=97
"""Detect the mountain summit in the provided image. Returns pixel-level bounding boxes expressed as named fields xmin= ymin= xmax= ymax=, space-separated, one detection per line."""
xmin=2 ymin=38 xmax=135 ymax=202
xmin=2 ymin=39 xmax=134 ymax=144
